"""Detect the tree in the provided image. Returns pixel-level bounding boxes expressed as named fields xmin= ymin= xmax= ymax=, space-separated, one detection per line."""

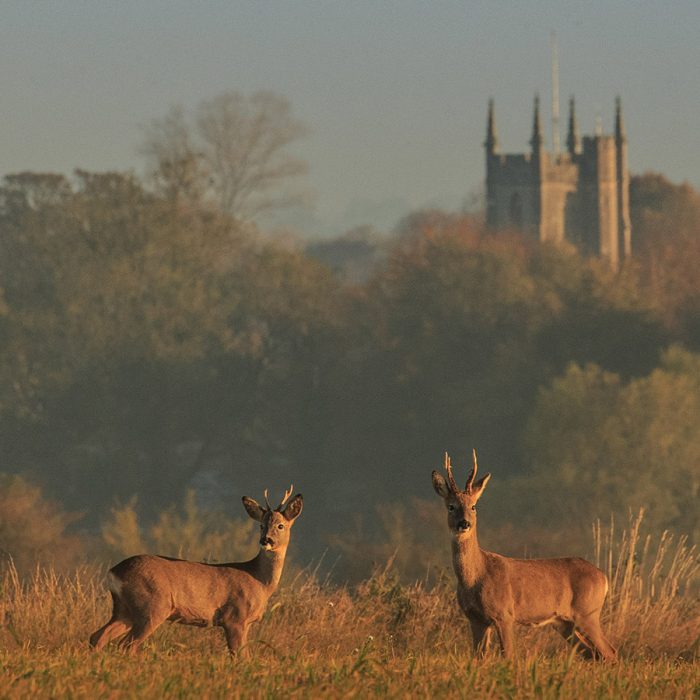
xmin=308 ymin=211 xmax=670 ymax=535
xmin=138 ymin=106 xmax=204 ymax=207
xmin=306 ymin=225 xmax=385 ymax=283
xmin=101 ymin=491 xmax=256 ymax=563
xmin=630 ymin=173 xmax=700 ymax=332
xmin=141 ymin=91 xmax=308 ymax=221
xmin=630 ymin=172 xmax=700 ymax=257
xmin=521 ymin=348 xmax=700 ymax=542
xmin=0 ymin=473 xmax=84 ymax=575
xmin=0 ymin=168 xmax=345 ymax=528
xmin=529 ymin=243 xmax=667 ymax=379
xmin=326 ymin=217 xmax=554 ymax=509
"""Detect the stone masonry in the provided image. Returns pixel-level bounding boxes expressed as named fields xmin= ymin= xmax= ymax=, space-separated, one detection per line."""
xmin=485 ymin=96 xmax=631 ymax=268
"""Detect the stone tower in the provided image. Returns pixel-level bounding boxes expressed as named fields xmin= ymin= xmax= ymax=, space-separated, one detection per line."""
xmin=484 ymin=97 xmax=632 ymax=268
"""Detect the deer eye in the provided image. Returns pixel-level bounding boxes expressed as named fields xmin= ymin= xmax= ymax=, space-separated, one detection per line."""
xmin=471 ymin=505 xmax=476 ymax=511
xmin=277 ymin=523 xmax=285 ymax=530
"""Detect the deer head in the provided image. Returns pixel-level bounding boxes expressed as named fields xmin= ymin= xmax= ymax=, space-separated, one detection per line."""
xmin=242 ymin=485 xmax=303 ymax=552
xmin=432 ymin=450 xmax=491 ymax=539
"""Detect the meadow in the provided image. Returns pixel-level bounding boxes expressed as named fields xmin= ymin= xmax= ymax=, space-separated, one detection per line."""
xmin=1 ymin=513 xmax=698 ymax=699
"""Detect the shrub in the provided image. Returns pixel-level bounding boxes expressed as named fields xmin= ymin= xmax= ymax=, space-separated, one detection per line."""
xmin=0 ymin=473 xmax=84 ymax=576
xmin=100 ymin=490 xmax=257 ymax=563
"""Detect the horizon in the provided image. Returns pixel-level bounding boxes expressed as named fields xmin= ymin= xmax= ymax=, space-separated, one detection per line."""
xmin=1 ymin=1 xmax=698 ymax=236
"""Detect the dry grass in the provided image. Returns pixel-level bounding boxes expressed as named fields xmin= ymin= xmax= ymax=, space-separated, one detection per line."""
xmin=1 ymin=513 xmax=698 ymax=698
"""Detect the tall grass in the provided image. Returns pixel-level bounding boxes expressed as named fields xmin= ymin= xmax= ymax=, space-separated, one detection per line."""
xmin=593 ymin=508 xmax=699 ymax=658
xmin=1 ymin=513 xmax=698 ymax=698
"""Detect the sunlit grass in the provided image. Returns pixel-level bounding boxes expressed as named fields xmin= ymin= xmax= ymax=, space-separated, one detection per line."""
xmin=1 ymin=513 xmax=697 ymax=698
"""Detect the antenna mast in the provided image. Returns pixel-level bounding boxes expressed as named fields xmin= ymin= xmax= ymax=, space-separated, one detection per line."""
xmin=551 ymin=31 xmax=560 ymax=157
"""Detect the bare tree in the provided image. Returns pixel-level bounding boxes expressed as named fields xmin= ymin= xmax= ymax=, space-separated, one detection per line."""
xmin=140 ymin=105 xmax=204 ymax=206
xmin=141 ymin=92 xmax=308 ymax=221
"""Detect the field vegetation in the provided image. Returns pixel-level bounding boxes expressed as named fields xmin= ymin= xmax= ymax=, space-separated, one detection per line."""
xmin=1 ymin=92 xmax=700 ymax=696
xmin=1 ymin=512 xmax=698 ymax=698
xmin=1 ymin=155 xmax=700 ymax=564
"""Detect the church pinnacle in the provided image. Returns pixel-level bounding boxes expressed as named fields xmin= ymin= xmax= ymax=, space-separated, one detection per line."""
xmin=566 ymin=96 xmax=581 ymax=155
xmin=530 ymin=94 xmax=543 ymax=152
xmin=615 ymin=96 xmax=626 ymax=143
xmin=485 ymin=98 xmax=499 ymax=154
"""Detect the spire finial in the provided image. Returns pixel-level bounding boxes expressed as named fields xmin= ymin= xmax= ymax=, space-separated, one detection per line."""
xmin=485 ymin=98 xmax=499 ymax=154
xmin=566 ymin=95 xmax=581 ymax=155
xmin=530 ymin=94 xmax=543 ymax=152
xmin=551 ymin=31 xmax=561 ymax=157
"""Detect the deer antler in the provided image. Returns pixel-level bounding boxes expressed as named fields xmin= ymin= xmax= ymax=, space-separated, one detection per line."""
xmin=279 ymin=484 xmax=294 ymax=508
xmin=466 ymin=449 xmax=478 ymax=492
xmin=444 ymin=452 xmax=460 ymax=493
xmin=263 ymin=489 xmax=273 ymax=511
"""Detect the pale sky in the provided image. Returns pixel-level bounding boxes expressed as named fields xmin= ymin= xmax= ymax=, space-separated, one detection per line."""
xmin=1 ymin=1 xmax=698 ymax=235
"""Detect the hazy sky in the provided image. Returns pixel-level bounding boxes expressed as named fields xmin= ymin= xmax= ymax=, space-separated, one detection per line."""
xmin=2 ymin=1 xmax=699 ymax=235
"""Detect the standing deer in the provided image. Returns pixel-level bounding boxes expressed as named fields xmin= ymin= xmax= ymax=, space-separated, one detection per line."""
xmin=432 ymin=452 xmax=617 ymax=660
xmin=89 ymin=485 xmax=303 ymax=656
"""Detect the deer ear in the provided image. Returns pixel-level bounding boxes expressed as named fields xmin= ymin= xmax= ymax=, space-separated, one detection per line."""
xmin=470 ymin=473 xmax=491 ymax=502
xmin=432 ymin=471 xmax=450 ymax=498
xmin=242 ymin=496 xmax=266 ymax=522
xmin=282 ymin=494 xmax=303 ymax=521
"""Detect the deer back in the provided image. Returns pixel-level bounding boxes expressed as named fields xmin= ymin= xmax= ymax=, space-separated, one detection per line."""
xmin=109 ymin=555 xmax=271 ymax=626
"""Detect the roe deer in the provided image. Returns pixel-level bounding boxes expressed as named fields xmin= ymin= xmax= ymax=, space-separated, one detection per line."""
xmin=432 ymin=452 xmax=617 ymax=661
xmin=89 ymin=485 xmax=302 ymax=655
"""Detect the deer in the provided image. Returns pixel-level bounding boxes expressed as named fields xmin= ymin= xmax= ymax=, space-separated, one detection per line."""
xmin=432 ymin=452 xmax=617 ymax=661
xmin=89 ymin=485 xmax=302 ymax=656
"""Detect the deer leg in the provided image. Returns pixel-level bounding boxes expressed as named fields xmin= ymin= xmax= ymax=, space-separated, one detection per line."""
xmin=222 ymin=621 xmax=249 ymax=657
xmin=573 ymin=613 xmax=617 ymax=662
xmin=468 ymin=618 xmax=491 ymax=657
xmin=552 ymin=619 xmax=595 ymax=659
xmin=119 ymin=613 xmax=167 ymax=655
xmin=90 ymin=592 xmax=132 ymax=650
xmin=492 ymin=618 xmax=515 ymax=659
xmin=113 ymin=590 xmax=171 ymax=655
xmin=89 ymin=618 xmax=131 ymax=651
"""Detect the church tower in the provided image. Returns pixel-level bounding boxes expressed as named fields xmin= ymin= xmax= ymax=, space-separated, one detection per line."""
xmin=484 ymin=96 xmax=632 ymax=268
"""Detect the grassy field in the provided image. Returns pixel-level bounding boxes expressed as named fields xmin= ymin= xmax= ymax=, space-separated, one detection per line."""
xmin=1 ymin=516 xmax=698 ymax=699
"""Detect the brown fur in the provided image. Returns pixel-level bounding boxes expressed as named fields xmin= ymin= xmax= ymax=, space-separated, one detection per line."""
xmin=432 ymin=453 xmax=616 ymax=660
xmin=89 ymin=489 xmax=302 ymax=656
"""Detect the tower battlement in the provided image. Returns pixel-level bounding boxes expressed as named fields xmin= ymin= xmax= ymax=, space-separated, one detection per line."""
xmin=484 ymin=97 xmax=631 ymax=268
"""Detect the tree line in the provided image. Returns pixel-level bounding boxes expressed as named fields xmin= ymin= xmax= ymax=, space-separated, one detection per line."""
xmin=1 ymin=92 xmax=700 ymax=576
